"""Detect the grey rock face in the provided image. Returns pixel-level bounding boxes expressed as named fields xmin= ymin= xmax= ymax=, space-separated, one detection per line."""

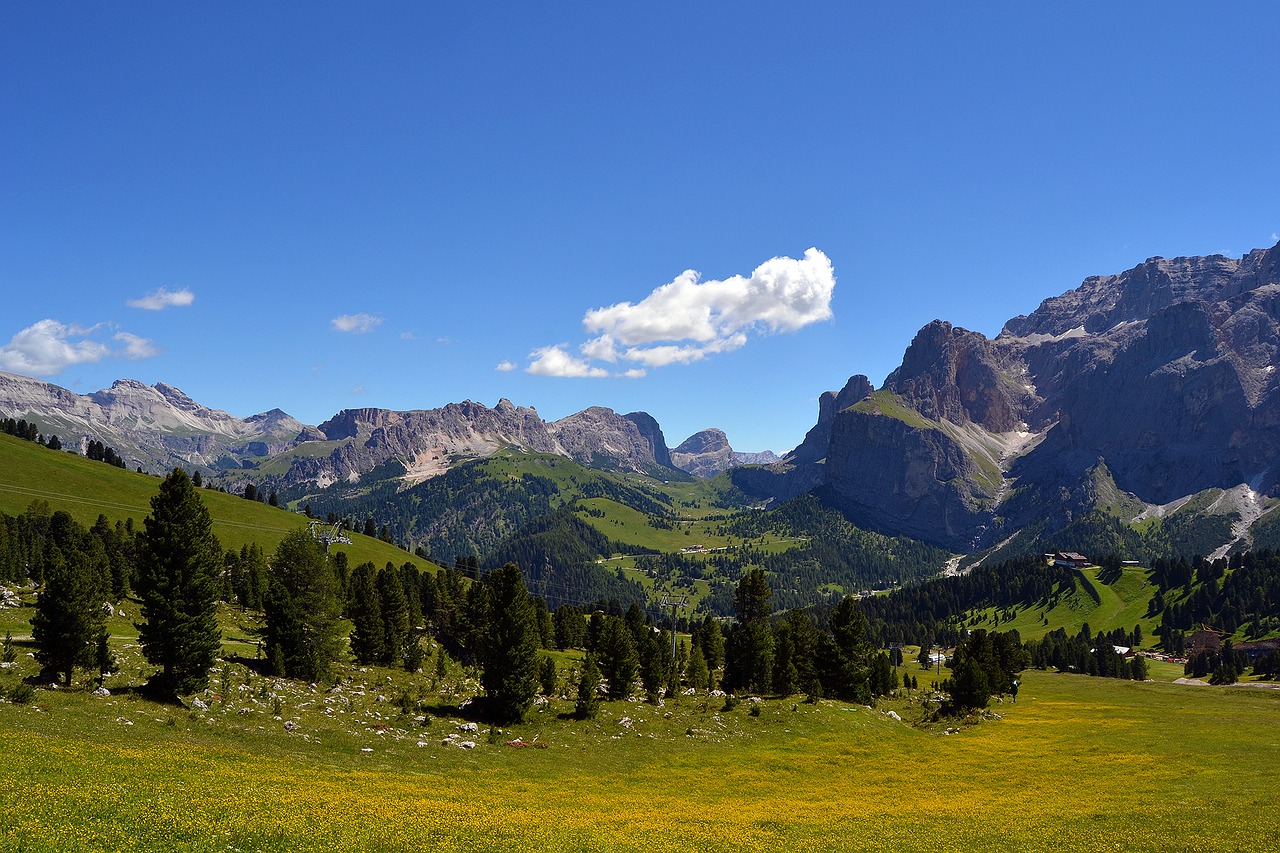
xmin=782 ymin=241 xmax=1280 ymax=550
xmin=671 ymin=429 xmax=735 ymax=478
xmin=550 ymin=407 xmax=673 ymax=475
xmin=0 ymin=371 xmax=312 ymax=474
xmin=622 ymin=411 xmax=672 ymax=468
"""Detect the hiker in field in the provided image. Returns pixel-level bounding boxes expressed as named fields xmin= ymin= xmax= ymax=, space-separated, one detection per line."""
xmin=1010 ymin=678 xmax=1020 ymax=703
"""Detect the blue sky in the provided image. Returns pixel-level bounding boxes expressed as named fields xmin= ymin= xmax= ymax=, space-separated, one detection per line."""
xmin=3 ymin=4 xmax=1279 ymax=454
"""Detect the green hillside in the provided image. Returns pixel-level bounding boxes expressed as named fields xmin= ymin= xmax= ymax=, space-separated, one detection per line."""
xmin=0 ymin=433 xmax=431 ymax=572
xmin=967 ymin=565 xmax=1160 ymax=643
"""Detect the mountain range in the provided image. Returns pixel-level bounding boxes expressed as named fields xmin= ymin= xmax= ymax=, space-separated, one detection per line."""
xmin=5 ymin=242 xmax=1280 ymax=561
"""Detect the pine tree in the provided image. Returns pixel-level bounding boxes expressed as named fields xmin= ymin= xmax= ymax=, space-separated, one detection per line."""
xmin=773 ymin=623 xmax=799 ymax=697
xmin=539 ymin=654 xmax=557 ymax=695
xmin=264 ymin=529 xmax=343 ymax=682
xmin=347 ymin=561 xmax=385 ymax=665
xmin=377 ymin=565 xmax=410 ymax=665
xmin=597 ymin=615 xmax=638 ymax=700
xmin=686 ymin=643 xmax=710 ymax=692
xmin=480 ymin=563 xmax=540 ymax=723
xmin=135 ymin=468 xmax=222 ymax=696
xmin=724 ymin=569 xmax=774 ymax=694
xmin=575 ymin=653 xmax=602 ymax=719
xmin=31 ymin=548 xmax=106 ymax=686
xmin=696 ymin=615 xmax=725 ymax=673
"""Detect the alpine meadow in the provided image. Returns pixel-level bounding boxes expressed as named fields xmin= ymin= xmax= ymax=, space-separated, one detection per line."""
xmin=4 ymin=5 xmax=1280 ymax=852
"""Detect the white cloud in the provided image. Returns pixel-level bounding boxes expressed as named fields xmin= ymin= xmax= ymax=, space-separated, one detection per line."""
xmin=526 ymin=345 xmax=609 ymax=378
xmin=400 ymin=331 xmax=417 ymax=340
xmin=621 ymin=368 xmax=647 ymax=379
xmin=1272 ymin=232 xmax=1279 ymax=244
xmin=114 ymin=331 xmax=161 ymax=360
xmin=526 ymin=248 xmax=835 ymax=377
xmin=331 ymin=313 xmax=383 ymax=334
xmin=127 ymin=287 xmax=195 ymax=310
xmin=0 ymin=319 xmax=161 ymax=376
xmin=495 ymin=360 xmax=517 ymax=372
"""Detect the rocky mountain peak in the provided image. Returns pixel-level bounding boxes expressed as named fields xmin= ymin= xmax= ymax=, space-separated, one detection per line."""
xmin=674 ymin=428 xmax=729 ymax=456
xmin=884 ymin=321 xmax=1027 ymax=432
xmin=622 ymin=411 xmax=672 ymax=468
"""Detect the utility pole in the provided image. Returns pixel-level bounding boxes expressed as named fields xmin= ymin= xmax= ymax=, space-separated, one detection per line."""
xmin=660 ymin=592 xmax=687 ymax=660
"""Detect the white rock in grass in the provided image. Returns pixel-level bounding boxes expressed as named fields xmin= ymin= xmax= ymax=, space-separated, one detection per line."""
xmin=458 ymin=740 xmax=476 ymax=749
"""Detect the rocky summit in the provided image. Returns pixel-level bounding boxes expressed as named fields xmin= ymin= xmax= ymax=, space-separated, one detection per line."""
xmin=738 ymin=243 xmax=1280 ymax=555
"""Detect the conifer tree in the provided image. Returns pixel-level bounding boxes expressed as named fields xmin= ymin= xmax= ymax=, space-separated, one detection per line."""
xmin=135 ymin=468 xmax=222 ymax=696
xmin=773 ymin=623 xmax=799 ymax=697
xmin=539 ymin=654 xmax=557 ymax=695
xmin=686 ymin=643 xmax=710 ymax=692
xmin=480 ymin=563 xmax=540 ymax=723
xmin=264 ymin=529 xmax=343 ymax=682
xmin=347 ymin=561 xmax=385 ymax=665
xmin=597 ymin=615 xmax=638 ymax=700
xmin=32 ymin=548 xmax=106 ymax=687
xmin=575 ymin=653 xmax=602 ymax=719
xmin=724 ymin=569 xmax=774 ymax=694
xmin=377 ymin=565 xmax=410 ymax=666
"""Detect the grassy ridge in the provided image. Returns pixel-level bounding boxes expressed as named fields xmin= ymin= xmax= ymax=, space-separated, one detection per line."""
xmin=0 ymin=434 xmax=430 ymax=572
xmin=968 ymin=565 xmax=1160 ymax=643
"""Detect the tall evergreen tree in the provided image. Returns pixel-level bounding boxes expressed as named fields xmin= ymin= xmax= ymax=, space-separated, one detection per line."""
xmin=31 ymin=548 xmax=106 ymax=687
xmin=347 ymin=561 xmax=385 ymax=665
xmin=597 ymin=615 xmax=639 ymax=700
xmin=480 ymin=563 xmax=540 ymax=723
xmin=264 ymin=529 xmax=343 ymax=682
xmin=724 ymin=568 xmax=774 ymax=694
xmin=135 ymin=468 xmax=222 ymax=696
xmin=686 ymin=643 xmax=710 ymax=692
xmin=377 ymin=564 xmax=410 ymax=666
xmin=772 ymin=623 xmax=799 ymax=697
xmin=575 ymin=653 xmax=602 ymax=719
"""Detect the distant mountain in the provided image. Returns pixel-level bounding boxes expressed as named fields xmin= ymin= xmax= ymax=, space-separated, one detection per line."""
xmin=0 ymin=371 xmax=319 ymax=473
xmin=737 ymin=243 xmax=1280 ymax=559
xmin=0 ymin=372 xmax=686 ymax=488
xmin=8 ymin=242 xmax=1279 ymax=563
xmin=670 ymin=428 xmax=778 ymax=478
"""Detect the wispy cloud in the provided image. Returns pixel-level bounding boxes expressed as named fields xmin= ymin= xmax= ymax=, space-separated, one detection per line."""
xmin=331 ymin=313 xmax=383 ymax=334
xmin=127 ymin=286 xmax=195 ymax=310
xmin=0 ymin=319 xmax=159 ymax=376
xmin=495 ymin=360 xmax=517 ymax=372
xmin=523 ymin=248 xmax=835 ymax=378
xmin=526 ymin=345 xmax=609 ymax=378
xmin=114 ymin=331 xmax=161 ymax=360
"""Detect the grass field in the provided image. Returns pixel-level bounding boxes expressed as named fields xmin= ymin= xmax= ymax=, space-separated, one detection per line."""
xmin=0 ymin=610 xmax=1277 ymax=853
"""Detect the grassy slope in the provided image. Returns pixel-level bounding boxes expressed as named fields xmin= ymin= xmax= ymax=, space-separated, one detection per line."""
xmin=968 ymin=566 xmax=1160 ymax=643
xmin=0 ymin=658 xmax=1276 ymax=851
xmin=0 ymin=434 xmax=430 ymax=572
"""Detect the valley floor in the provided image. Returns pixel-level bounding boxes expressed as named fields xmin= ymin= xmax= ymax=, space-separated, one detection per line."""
xmin=1 ymin=668 xmax=1276 ymax=852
